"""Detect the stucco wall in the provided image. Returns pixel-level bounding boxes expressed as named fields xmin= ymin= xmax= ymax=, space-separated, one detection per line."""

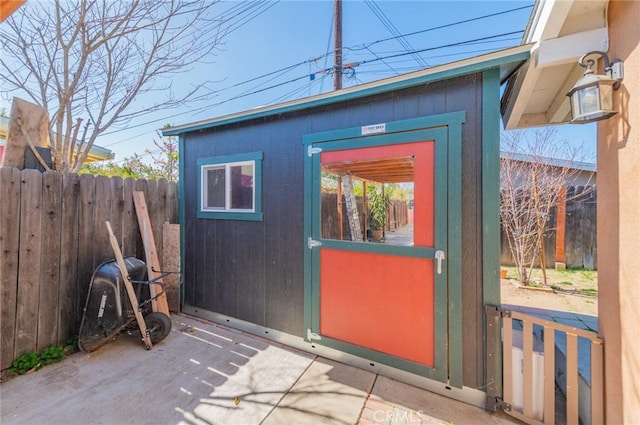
xmin=598 ymin=0 xmax=640 ymax=422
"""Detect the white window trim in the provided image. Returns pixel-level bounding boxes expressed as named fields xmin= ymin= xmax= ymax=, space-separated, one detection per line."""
xmin=201 ymin=160 xmax=256 ymax=213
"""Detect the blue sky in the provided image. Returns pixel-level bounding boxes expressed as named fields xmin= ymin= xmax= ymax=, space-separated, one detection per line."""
xmin=2 ymin=0 xmax=596 ymax=162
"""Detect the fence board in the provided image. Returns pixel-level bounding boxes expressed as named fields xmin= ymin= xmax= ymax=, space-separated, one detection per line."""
xmin=0 ymin=169 xmax=178 ymax=369
xmin=0 ymin=168 xmax=22 ymax=369
xmin=75 ymin=174 xmax=96 ymax=329
xmin=134 ymin=179 xmax=148 ymax=260
xmin=37 ymin=172 xmax=62 ymax=351
xmin=94 ymin=176 xmax=112 ymax=266
xmin=321 ymin=192 xmax=409 ymax=240
xmin=501 ymin=185 xmax=597 ymax=270
xmin=146 ymin=179 xmax=164 ymax=266
xmin=15 ymin=170 xmax=43 ymax=358
xmin=163 ymin=222 xmax=181 ymax=312
xmin=121 ymin=178 xmax=138 ymax=257
xmin=109 ymin=177 xmax=124 ymax=254
xmin=58 ymin=173 xmax=79 ymax=346
xmin=166 ymin=181 xmax=178 ymax=224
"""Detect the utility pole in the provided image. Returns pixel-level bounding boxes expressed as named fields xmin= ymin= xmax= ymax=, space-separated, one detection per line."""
xmin=333 ymin=0 xmax=343 ymax=90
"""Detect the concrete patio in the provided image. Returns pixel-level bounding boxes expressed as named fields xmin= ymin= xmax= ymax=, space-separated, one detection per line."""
xmin=0 ymin=314 xmax=517 ymax=425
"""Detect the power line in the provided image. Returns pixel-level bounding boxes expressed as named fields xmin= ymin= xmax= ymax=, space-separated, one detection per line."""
xmin=363 ymin=0 xmax=429 ymax=68
xmin=101 ymin=28 xmax=524 ymax=147
xmin=98 ymin=5 xmax=533 ymax=145
xmin=356 ymin=30 xmax=524 ymax=66
xmin=356 ymin=44 xmax=523 ymax=74
xmin=345 ymin=4 xmax=532 ymax=53
xmin=319 ymin=8 xmax=335 ymax=94
xmin=365 ymin=46 xmax=399 ymax=75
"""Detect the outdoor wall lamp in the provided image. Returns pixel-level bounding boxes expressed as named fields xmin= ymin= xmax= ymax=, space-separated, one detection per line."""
xmin=567 ymin=51 xmax=624 ymax=123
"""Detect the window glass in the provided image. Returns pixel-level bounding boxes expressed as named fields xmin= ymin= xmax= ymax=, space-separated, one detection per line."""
xmin=206 ymin=167 xmax=225 ymax=209
xmin=230 ymin=163 xmax=254 ymax=210
xmin=320 ymin=153 xmax=415 ymax=246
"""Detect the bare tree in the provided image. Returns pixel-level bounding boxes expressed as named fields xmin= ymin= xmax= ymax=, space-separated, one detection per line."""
xmin=0 ymin=0 xmax=226 ymax=172
xmin=500 ymin=128 xmax=593 ymax=285
xmin=126 ymin=129 xmax=179 ymax=182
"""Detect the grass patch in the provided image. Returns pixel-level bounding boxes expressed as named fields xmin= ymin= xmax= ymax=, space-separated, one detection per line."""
xmin=502 ymin=266 xmax=597 ymax=291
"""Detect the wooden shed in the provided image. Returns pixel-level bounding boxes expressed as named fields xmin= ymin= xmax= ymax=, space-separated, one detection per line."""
xmin=163 ymin=45 xmax=530 ymax=407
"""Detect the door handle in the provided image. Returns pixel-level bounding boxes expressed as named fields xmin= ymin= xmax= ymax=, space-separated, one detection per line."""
xmin=435 ymin=250 xmax=445 ymax=274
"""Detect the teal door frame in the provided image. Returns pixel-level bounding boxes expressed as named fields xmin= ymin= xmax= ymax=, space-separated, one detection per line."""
xmin=302 ymin=111 xmax=466 ymax=386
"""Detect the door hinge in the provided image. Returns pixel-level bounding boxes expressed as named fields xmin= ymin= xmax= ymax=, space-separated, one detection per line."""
xmin=501 ymin=309 xmax=512 ymax=318
xmin=307 ymin=328 xmax=322 ymax=341
xmin=308 ymin=237 xmax=322 ymax=249
xmin=486 ymin=396 xmax=511 ymax=412
xmin=308 ymin=146 xmax=322 ymax=157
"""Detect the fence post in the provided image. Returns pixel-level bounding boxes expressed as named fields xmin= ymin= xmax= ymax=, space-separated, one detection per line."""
xmin=555 ymin=186 xmax=567 ymax=269
xmin=485 ymin=305 xmax=503 ymax=411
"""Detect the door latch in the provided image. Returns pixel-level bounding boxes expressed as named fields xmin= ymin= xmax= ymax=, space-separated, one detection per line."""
xmin=435 ymin=250 xmax=445 ymax=274
xmin=308 ymin=237 xmax=322 ymax=249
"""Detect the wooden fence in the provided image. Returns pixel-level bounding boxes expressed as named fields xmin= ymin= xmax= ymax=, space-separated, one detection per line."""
xmin=0 ymin=168 xmax=178 ymax=370
xmin=500 ymin=186 xmax=597 ymax=270
xmin=321 ymin=192 xmax=409 ymax=240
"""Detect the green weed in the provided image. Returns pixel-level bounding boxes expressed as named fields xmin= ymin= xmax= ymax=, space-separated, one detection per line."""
xmin=8 ymin=344 xmax=66 ymax=376
xmin=40 ymin=344 xmax=65 ymax=366
xmin=8 ymin=351 xmax=41 ymax=375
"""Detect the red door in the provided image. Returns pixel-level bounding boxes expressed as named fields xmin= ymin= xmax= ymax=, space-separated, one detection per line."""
xmin=307 ymin=128 xmax=448 ymax=379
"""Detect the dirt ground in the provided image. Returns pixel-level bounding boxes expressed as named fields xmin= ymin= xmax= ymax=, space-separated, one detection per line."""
xmin=500 ymin=267 xmax=598 ymax=316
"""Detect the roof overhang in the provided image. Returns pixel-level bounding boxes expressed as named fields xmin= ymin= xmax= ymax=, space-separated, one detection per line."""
xmin=0 ymin=116 xmax=115 ymax=163
xmin=163 ymin=44 xmax=531 ymax=137
xmin=501 ymin=0 xmax=609 ymax=129
xmin=0 ymin=0 xmax=25 ymax=22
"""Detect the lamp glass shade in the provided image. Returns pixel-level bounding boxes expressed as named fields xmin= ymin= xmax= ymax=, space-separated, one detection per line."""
xmin=567 ymin=73 xmax=617 ymax=123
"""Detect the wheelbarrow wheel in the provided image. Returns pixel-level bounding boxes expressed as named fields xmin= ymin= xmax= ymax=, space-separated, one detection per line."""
xmin=144 ymin=312 xmax=172 ymax=344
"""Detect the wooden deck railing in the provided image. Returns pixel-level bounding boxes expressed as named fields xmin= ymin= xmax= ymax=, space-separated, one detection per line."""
xmin=486 ymin=306 xmax=603 ymax=425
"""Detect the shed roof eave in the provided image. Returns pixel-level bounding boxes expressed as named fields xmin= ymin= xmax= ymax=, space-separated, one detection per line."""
xmin=163 ymin=44 xmax=531 ymax=137
xmin=500 ymin=0 xmax=610 ymax=130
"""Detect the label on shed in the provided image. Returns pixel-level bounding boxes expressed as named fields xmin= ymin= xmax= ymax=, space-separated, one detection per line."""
xmin=361 ymin=123 xmax=386 ymax=135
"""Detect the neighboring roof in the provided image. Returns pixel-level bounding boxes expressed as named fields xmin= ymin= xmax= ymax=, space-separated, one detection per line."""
xmin=163 ymin=44 xmax=531 ymax=137
xmin=500 ymin=151 xmax=596 ymax=172
xmin=0 ymin=115 xmax=115 ymax=163
xmin=501 ymin=0 xmax=609 ymax=129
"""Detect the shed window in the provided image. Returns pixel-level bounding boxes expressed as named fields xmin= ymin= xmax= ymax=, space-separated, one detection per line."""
xmin=197 ymin=152 xmax=263 ymax=221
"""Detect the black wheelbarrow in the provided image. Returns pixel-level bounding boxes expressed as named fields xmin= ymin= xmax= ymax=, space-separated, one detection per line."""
xmin=78 ymin=257 xmax=172 ymax=352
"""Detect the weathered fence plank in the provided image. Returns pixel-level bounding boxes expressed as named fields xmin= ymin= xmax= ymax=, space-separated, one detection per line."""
xmin=500 ymin=185 xmax=597 ymax=270
xmin=146 ymin=179 xmax=164 ymax=264
xmin=109 ymin=177 xmax=124 ymax=254
xmin=565 ymin=186 xmax=597 ymax=269
xmin=321 ymin=192 xmax=409 ymax=240
xmin=121 ymin=178 xmax=138 ymax=257
xmin=37 ymin=171 xmax=62 ymax=351
xmin=0 ymin=168 xmax=22 ymax=369
xmin=94 ymin=176 xmax=113 ymax=266
xmin=167 ymin=181 xmax=178 ymax=224
xmin=0 ymin=169 xmax=179 ymax=369
xmin=58 ymin=173 xmax=79 ymax=346
xmin=15 ymin=170 xmax=43 ymax=358
xmin=133 ymin=179 xmax=148 ymax=260
xmin=75 ymin=174 xmax=96 ymax=330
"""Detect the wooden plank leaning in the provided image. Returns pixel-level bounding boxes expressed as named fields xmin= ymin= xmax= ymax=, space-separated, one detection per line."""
xmin=132 ymin=191 xmax=170 ymax=316
xmin=105 ymin=221 xmax=153 ymax=350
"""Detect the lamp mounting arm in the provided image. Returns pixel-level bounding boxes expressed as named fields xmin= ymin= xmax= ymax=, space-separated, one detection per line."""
xmin=578 ymin=51 xmax=611 ymax=72
xmin=578 ymin=50 xmax=624 ymax=90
